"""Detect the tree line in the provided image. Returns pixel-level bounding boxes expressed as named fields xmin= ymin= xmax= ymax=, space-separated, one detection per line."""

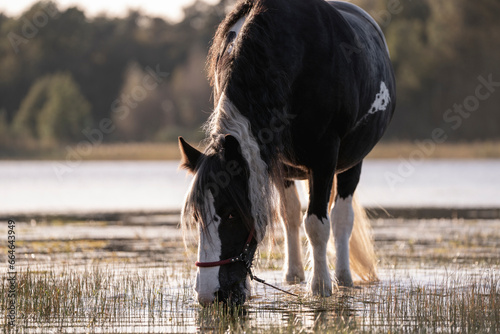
xmin=0 ymin=0 xmax=499 ymax=150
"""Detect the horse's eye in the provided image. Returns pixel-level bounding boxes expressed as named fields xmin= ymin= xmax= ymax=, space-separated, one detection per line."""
xmin=228 ymin=214 xmax=235 ymax=220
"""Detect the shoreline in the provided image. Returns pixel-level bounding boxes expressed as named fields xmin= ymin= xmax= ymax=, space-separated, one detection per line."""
xmin=4 ymin=206 xmax=500 ymax=222
xmin=1 ymin=141 xmax=500 ymax=160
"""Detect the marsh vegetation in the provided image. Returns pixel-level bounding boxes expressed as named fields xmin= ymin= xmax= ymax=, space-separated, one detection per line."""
xmin=1 ymin=216 xmax=499 ymax=333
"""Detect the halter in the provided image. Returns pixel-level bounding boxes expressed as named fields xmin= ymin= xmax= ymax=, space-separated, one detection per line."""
xmin=195 ymin=228 xmax=255 ymax=268
xmin=195 ymin=228 xmax=298 ymax=297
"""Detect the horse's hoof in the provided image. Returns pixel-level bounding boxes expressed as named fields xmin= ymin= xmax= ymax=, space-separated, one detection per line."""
xmin=335 ymin=269 xmax=354 ymax=287
xmin=311 ymin=278 xmax=332 ymax=297
xmin=285 ymin=272 xmax=305 ymax=284
xmin=285 ymin=275 xmax=305 ymax=284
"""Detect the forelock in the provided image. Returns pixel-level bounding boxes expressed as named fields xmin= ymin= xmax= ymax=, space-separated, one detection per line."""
xmin=182 ymin=152 xmax=253 ymax=234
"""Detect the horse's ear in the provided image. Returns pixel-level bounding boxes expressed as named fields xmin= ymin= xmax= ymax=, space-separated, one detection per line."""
xmin=179 ymin=137 xmax=203 ymax=173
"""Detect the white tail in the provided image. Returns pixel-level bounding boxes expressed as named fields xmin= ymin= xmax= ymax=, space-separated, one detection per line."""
xmin=348 ymin=195 xmax=378 ymax=281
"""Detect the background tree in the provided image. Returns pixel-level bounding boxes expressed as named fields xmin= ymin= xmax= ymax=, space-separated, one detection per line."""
xmin=13 ymin=72 xmax=92 ymax=145
xmin=0 ymin=0 xmax=499 ymax=150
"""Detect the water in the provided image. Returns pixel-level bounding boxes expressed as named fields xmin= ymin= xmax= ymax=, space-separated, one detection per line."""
xmin=3 ymin=216 xmax=500 ymax=333
xmin=1 ymin=159 xmax=499 ymax=215
xmin=2 ymin=160 xmax=499 ymax=332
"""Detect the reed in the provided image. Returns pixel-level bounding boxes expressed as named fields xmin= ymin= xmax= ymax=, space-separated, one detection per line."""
xmin=4 ymin=264 xmax=498 ymax=333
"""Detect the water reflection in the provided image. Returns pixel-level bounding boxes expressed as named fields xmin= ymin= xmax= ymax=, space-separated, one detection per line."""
xmin=6 ymin=215 xmax=500 ymax=332
xmin=196 ymin=304 xmax=249 ymax=332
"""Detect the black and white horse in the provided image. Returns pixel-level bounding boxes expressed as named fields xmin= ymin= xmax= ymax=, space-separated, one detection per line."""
xmin=179 ymin=0 xmax=395 ymax=306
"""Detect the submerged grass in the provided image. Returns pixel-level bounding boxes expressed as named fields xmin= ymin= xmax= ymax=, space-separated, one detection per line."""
xmin=363 ymin=272 xmax=500 ymax=333
xmin=2 ymin=218 xmax=499 ymax=332
xmin=2 ymin=264 xmax=499 ymax=333
xmin=2 ymin=264 xmax=198 ymax=332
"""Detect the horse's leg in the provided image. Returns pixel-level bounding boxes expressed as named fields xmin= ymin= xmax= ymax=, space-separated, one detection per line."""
xmin=330 ymin=162 xmax=362 ymax=287
xmin=304 ymin=164 xmax=336 ymax=296
xmin=280 ymin=180 xmax=305 ymax=283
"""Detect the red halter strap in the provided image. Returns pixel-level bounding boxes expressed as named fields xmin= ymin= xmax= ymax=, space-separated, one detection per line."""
xmin=194 ymin=227 xmax=299 ymax=298
xmin=195 ymin=228 xmax=255 ymax=268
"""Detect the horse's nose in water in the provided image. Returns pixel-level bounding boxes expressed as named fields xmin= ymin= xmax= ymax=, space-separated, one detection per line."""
xmin=197 ymin=290 xmax=246 ymax=306
xmin=197 ymin=291 xmax=216 ymax=306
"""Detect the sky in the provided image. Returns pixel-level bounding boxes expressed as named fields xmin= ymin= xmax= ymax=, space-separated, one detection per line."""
xmin=0 ymin=0 xmax=219 ymax=22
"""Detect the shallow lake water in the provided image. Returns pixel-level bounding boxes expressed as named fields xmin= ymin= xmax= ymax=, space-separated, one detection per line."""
xmin=1 ymin=159 xmax=500 ymax=215
xmin=1 ymin=159 xmax=499 ymax=332
xmin=2 ymin=215 xmax=499 ymax=333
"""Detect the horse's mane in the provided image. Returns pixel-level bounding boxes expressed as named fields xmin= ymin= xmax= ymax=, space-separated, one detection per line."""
xmin=207 ymin=0 xmax=294 ymax=169
xmin=207 ymin=0 xmax=255 ymax=89
xmin=199 ymin=0 xmax=373 ymax=240
xmin=203 ymin=0 xmax=303 ymax=240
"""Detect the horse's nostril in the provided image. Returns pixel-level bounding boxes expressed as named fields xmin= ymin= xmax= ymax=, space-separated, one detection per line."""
xmin=197 ymin=292 xmax=216 ymax=306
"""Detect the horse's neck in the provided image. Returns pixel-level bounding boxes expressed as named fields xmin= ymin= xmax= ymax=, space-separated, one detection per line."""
xmin=209 ymin=94 xmax=274 ymax=241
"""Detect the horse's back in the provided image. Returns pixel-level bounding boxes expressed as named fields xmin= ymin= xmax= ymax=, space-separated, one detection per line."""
xmin=327 ymin=1 xmax=389 ymax=54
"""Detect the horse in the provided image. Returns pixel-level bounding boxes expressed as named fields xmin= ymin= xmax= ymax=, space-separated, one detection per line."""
xmin=179 ymin=0 xmax=395 ymax=306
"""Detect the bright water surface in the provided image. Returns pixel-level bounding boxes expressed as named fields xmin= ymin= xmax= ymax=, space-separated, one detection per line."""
xmin=1 ymin=159 xmax=499 ymax=215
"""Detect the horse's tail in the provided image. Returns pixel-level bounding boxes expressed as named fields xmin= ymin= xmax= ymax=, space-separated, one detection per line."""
xmin=329 ymin=177 xmax=378 ymax=282
xmin=349 ymin=195 xmax=378 ymax=281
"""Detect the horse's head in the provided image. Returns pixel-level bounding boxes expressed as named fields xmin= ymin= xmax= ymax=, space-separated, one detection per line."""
xmin=179 ymin=135 xmax=257 ymax=306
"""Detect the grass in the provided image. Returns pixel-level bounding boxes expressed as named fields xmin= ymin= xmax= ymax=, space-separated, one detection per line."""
xmin=366 ymin=140 xmax=500 ymax=159
xmin=0 ymin=142 xmax=183 ymax=161
xmin=3 ymin=264 xmax=499 ymax=333
xmin=2 ymin=264 xmax=195 ymax=332
xmin=1 ymin=141 xmax=500 ymax=160
xmin=2 ymin=218 xmax=499 ymax=332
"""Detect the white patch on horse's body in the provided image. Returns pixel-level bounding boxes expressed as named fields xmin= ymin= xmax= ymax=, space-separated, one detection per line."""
xmin=205 ymin=93 xmax=272 ymax=242
xmin=227 ymin=16 xmax=247 ymax=54
xmin=214 ymin=15 xmax=248 ymax=95
xmin=368 ymin=81 xmax=390 ymax=115
xmin=304 ymin=214 xmax=332 ymax=296
xmin=194 ymin=191 xmax=221 ymax=305
xmin=353 ymin=81 xmax=391 ymax=128
xmin=330 ymin=195 xmax=354 ymax=286
xmin=281 ymin=183 xmax=305 ymax=283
